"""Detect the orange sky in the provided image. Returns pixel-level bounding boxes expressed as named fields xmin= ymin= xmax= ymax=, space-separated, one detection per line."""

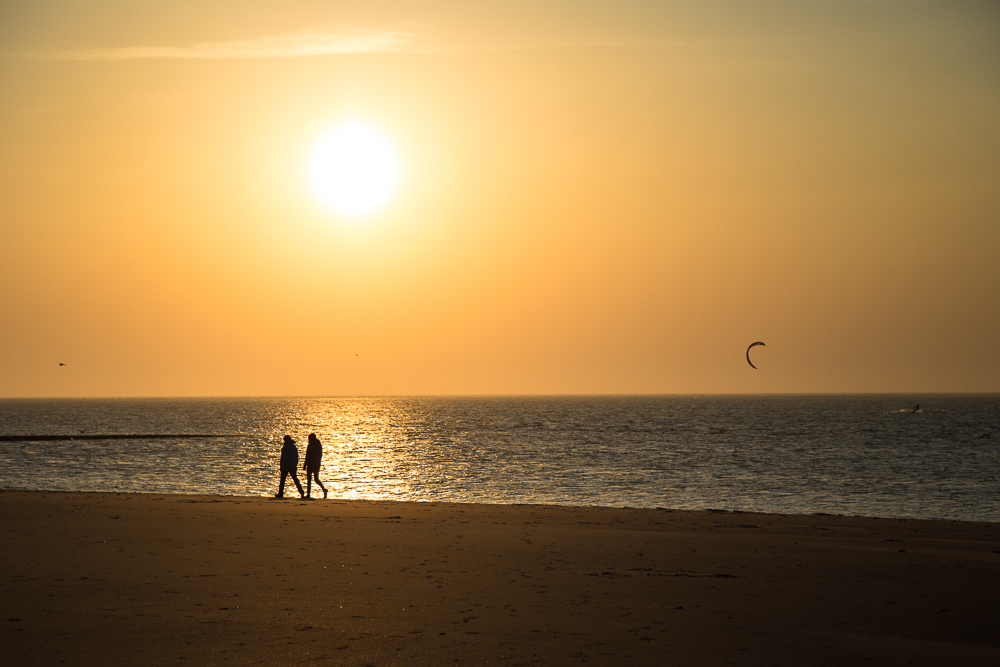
xmin=2 ymin=1 xmax=998 ymax=397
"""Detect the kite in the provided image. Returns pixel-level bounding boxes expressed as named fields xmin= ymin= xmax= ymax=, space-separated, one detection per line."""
xmin=746 ymin=341 xmax=766 ymax=369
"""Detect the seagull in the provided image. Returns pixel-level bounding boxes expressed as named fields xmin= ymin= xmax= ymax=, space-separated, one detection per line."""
xmin=59 ymin=363 xmax=66 ymax=366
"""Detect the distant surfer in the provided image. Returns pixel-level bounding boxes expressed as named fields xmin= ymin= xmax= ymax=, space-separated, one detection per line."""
xmin=303 ymin=433 xmax=328 ymax=500
xmin=275 ymin=435 xmax=305 ymax=499
xmin=913 ymin=405 xmax=920 ymax=413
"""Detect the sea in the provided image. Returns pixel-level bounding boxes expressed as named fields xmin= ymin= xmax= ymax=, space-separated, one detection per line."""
xmin=1 ymin=395 xmax=998 ymax=522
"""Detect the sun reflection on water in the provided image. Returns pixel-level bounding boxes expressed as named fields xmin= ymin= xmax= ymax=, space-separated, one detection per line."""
xmin=1 ymin=396 xmax=999 ymax=521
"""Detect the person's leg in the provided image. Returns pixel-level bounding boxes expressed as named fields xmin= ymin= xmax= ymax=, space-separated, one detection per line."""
xmin=305 ymin=470 xmax=312 ymax=498
xmin=313 ymin=469 xmax=328 ymax=499
xmin=291 ymin=471 xmax=305 ymax=497
xmin=277 ymin=471 xmax=288 ymax=497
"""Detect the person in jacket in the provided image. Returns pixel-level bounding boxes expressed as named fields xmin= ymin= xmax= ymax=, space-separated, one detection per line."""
xmin=275 ymin=435 xmax=305 ymax=499
xmin=304 ymin=433 xmax=328 ymax=499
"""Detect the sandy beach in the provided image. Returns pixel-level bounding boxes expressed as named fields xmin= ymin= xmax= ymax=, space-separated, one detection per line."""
xmin=2 ymin=491 xmax=998 ymax=666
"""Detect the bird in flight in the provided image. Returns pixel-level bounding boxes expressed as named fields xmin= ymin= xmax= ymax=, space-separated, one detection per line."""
xmin=59 ymin=362 xmax=66 ymax=366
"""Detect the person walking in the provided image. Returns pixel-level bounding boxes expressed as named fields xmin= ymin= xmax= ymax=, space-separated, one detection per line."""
xmin=304 ymin=433 xmax=328 ymax=499
xmin=275 ymin=435 xmax=305 ymax=499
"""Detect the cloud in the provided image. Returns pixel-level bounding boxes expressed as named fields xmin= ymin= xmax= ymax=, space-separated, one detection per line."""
xmin=23 ymin=23 xmax=443 ymax=61
xmin=15 ymin=22 xmax=693 ymax=62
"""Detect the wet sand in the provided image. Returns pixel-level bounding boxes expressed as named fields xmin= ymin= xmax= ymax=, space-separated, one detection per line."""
xmin=2 ymin=490 xmax=999 ymax=666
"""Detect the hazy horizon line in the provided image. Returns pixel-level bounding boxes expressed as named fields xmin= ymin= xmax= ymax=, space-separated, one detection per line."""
xmin=1 ymin=391 xmax=994 ymax=401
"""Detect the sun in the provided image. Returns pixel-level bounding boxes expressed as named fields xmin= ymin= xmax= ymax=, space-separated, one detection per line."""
xmin=308 ymin=121 xmax=401 ymax=219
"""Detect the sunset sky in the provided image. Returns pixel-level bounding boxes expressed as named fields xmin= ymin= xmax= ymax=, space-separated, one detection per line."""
xmin=2 ymin=0 xmax=998 ymax=397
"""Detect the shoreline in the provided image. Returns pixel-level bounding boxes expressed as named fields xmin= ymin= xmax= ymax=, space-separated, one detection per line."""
xmin=3 ymin=487 xmax=998 ymax=525
xmin=3 ymin=490 xmax=999 ymax=665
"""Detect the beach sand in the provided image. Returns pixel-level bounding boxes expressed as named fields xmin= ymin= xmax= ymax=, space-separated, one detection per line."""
xmin=2 ymin=491 xmax=998 ymax=666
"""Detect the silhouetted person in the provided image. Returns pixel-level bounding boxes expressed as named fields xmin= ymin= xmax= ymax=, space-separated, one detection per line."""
xmin=304 ymin=433 xmax=328 ymax=499
xmin=275 ymin=435 xmax=305 ymax=499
